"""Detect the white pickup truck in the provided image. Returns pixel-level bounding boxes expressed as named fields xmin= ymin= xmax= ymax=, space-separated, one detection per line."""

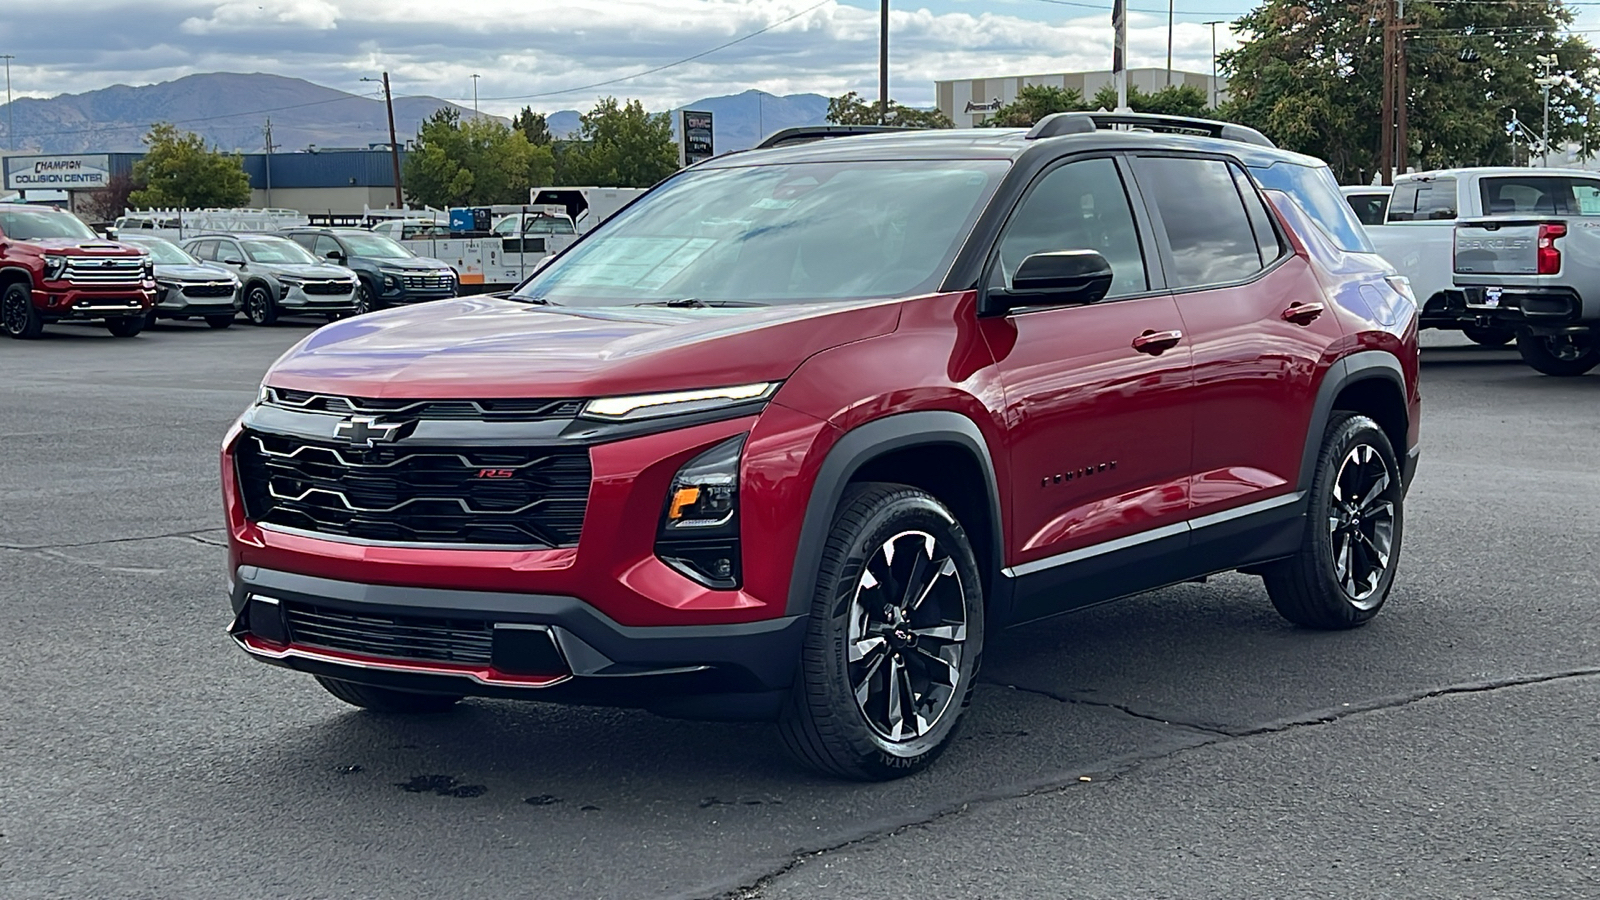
xmin=1357 ymin=166 xmax=1600 ymax=347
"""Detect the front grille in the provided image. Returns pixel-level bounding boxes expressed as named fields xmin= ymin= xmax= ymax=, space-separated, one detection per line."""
xmin=401 ymin=274 xmax=454 ymax=291
xmin=236 ymin=431 xmax=591 ymax=546
xmin=263 ymin=387 xmax=583 ymax=422
xmin=182 ymin=282 xmax=235 ymax=298
xmin=299 ymin=280 xmax=354 ymax=296
xmin=65 ymin=258 xmax=144 ymax=284
xmin=284 ymin=601 xmax=493 ymax=665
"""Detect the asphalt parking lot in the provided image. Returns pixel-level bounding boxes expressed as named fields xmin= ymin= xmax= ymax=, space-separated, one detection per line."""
xmin=2 ymin=318 xmax=1597 ymax=899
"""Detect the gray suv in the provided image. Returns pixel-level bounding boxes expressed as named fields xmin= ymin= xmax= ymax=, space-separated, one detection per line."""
xmin=117 ymin=234 xmax=241 ymax=329
xmin=183 ymin=234 xmax=359 ymax=325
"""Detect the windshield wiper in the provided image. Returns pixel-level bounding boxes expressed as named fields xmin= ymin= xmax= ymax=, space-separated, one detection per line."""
xmin=508 ymin=293 xmax=552 ymax=305
xmin=634 ymin=298 xmax=765 ymax=308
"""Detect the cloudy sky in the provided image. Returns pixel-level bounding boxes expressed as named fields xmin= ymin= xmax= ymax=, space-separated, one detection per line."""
xmin=0 ymin=0 xmax=1262 ymax=115
xmin=5 ymin=0 xmax=1598 ymax=117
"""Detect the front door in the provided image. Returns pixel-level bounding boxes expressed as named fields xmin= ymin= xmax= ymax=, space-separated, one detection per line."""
xmin=979 ymin=155 xmax=1195 ymax=620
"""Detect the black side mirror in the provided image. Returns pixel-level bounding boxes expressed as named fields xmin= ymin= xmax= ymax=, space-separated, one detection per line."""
xmin=987 ymin=249 xmax=1114 ymax=314
xmin=222 ymin=256 xmax=244 ymax=266
xmin=325 ymin=250 xmax=345 ymax=261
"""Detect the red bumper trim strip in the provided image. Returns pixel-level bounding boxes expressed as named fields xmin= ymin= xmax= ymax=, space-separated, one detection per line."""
xmin=236 ymin=634 xmax=570 ymax=688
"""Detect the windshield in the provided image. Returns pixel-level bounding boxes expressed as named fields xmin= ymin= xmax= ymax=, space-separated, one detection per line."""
xmin=243 ymin=239 xmax=319 ymax=265
xmin=512 ymin=160 xmax=1009 ymax=307
xmin=0 ymin=209 xmax=98 ymax=241
xmin=510 ymin=216 xmax=575 ymax=235
xmin=123 ymin=238 xmax=195 ymax=265
xmin=339 ymin=232 xmax=413 ymax=259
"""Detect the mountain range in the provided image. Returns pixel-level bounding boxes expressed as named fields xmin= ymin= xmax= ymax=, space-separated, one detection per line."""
xmin=0 ymin=73 xmax=832 ymax=156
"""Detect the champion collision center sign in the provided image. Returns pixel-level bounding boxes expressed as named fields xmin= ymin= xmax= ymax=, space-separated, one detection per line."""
xmin=4 ymin=155 xmax=113 ymax=190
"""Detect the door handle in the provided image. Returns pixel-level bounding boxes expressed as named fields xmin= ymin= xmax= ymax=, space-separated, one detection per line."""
xmin=1281 ymin=301 xmax=1326 ymax=325
xmin=1131 ymin=329 xmax=1183 ymax=355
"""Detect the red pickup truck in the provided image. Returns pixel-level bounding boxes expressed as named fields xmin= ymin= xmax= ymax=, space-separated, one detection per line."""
xmin=0 ymin=204 xmax=155 ymax=339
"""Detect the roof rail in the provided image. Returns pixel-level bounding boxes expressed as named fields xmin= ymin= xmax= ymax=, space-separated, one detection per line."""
xmin=1025 ymin=112 xmax=1274 ymax=148
xmin=754 ymin=125 xmax=919 ymax=150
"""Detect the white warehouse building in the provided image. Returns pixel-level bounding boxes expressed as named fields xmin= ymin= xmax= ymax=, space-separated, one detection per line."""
xmin=936 ymin=68 xmax=1228 ymax=128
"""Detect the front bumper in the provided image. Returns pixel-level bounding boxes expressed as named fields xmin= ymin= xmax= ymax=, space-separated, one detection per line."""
xmin=33 ymin=286 xmax=155 ymax=319
xmin=278 ymin=283 xmax=359 ymax=313
xmin=154 ymin=283 xmax=241 ymax=318
xmin=229 ymin=566 xmax=806 ymax=718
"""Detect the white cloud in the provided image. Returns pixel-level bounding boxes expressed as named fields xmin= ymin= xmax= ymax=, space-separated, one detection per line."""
xmin=180 ymin=0 xmax=340 ymax=34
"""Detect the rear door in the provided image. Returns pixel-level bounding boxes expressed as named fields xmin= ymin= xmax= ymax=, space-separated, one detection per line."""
xmin=1132 ymin=154 xmax=1343 ymax=560
xmin=982 ymin=154 xmax=1195 ymax=620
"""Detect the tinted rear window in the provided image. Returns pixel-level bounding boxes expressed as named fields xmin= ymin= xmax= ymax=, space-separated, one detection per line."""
xmin=1248 ymin=161 xmax=1375 ymax=253
xmin=1480 ymin=175 xmax=1600 ymax=216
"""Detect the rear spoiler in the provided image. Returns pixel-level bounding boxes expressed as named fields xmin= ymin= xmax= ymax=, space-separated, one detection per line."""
xmin=1026 ymin=111 xmax=1274 ymax=147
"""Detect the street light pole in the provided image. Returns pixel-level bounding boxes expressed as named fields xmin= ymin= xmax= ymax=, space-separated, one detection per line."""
xmin=879 ymin=0 xmax=889 ymax=124
xmin=471 ymin=74 xmax=480 ymax=118
xmin=1203 ymin=21 xmax=1224 ymax=108
xmin=1 ymin=54 xmax=14 ymax=151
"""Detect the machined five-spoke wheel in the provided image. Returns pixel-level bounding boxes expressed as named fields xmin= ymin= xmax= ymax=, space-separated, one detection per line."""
xmin=780 ymin=483 xmax=983 ymax=780
xmin=1264 ymin=412 xmax=1404 ymax=629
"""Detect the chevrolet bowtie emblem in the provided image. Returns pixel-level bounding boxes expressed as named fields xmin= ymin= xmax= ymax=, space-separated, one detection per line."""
xmin=334 ymin=415 xmax=403 ymax=447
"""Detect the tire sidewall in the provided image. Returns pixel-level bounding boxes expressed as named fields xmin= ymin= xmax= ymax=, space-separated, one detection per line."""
xmin=3 ymin=282 xmax=40 ymax=338
xmin=246 ymin=285 xmax=274 ymax=325
xmin=809 ymin=490 xmax=984 ymax=774
xmin=1307 ymin=415 xmax=1404 ymax=622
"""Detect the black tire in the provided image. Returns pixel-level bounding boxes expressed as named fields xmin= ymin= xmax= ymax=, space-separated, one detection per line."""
xmin=1517 ymin=332 xmax=1600 ymax=376
xmin=106 ymin=316 xmax=145 ymax=338
xmin=356 ymin=282 xmax=376 ymax=314
xmin=244 ymin=284 xmax=278 ymax=326
xmin=144 ymin=307 xmax=161 ymax=330
xmin=778 ymin=483 xmax=984 ymax=781
xmin=205 ymin=315 xmax=234 ymax=330
xmin=2 ymin=282 xmax=44 ymax=339
xmin=1263 ymin=412 xmax=1403 ymax=630
xmin=1462 ymin=324 xmax=1514 ymax=347
xmin=314 ymin=676 xmax=462 ymax=713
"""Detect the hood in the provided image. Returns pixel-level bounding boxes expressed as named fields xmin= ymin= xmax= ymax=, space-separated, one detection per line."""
xmin=265 ymin=295 xmax=904 ymax=399
xmin=21 ymin=238 xmax=142 ymax=256
xmin=154 ymin=263 xmax=234 ymax=281
xmin=260 ymin=263 xmax=352 ymax=279
xmin=362 ymin=256 xmax=449 ymax=271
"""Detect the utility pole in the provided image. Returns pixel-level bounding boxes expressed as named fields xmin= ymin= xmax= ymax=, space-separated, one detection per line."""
xmin=471 ymin=74 xmax=480 ymax=117
xmin=1395 ymin=0 xmax=1409 ymax=176
xmin=1535 ymin=54 xmax=1559 ymax=167
xmin=364 ymin=74 xmax=405 ymax=207
xmin=1379 ymin=0 xmax=1394 ymax=184
xmin=1204 ymin=21 xmax=1225 ymax=108
xmin=879 ymin=0 xmax=890 ymax=124
xmin=263 ymin=118 xmax=274 ymax=208
xmin=1 ymin=54 xmax=13 ymax=151
xmin=1166 ymin=0 xmax=1175 ymax=88
xmin=1113 ymin=0 xmax=1128 ymax=110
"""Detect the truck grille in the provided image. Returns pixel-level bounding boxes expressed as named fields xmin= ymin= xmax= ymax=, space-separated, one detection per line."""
xmin=235 ymin=431 xmax=591 ymax=546
xmin=262 ymin=387 xmax=583 ymax=422
xmin=300 ymin=280 xmax=354 ymax=296
xmin=66 ymin=257 xmax=144 ymax=284
xmin=284 ymin=601 xmax=493 ymax=665
xmin=401 ymin=274 xmax=454 ymax=291
xmin=181 ymin=282 xmax=235 ymax=298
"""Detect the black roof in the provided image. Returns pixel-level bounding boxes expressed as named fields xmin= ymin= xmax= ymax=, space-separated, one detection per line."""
xmin=707 ymin=115 xmax=1324 ymax=171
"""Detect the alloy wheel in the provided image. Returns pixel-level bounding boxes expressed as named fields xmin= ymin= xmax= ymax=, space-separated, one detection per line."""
xmin=1545 ymin=334 xmax=1589 ymax=362
xmin=247 ymin=289 xmax=269 ymax=324
xmin=847 ymin=529 xmax=968 ymax=742
xmin=1327 ymin=443 xmax=1397 ymax=607
xmin=2 ymin=291 xmax=25 ymax=335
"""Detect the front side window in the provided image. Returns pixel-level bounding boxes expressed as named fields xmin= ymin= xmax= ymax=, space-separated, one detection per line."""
xmin=993 ymin=156 xmax=1147 ymax=299
xmin=313 ymin=236 xmax=344 ymax=260
xmin=287 ymin=233 xmax=317 ymax=251
xmin=1345 ymin=193 xmax=1390 ymax=226
xmin=1135 ymin=156 xmax=1263 ymax=289
xmin=242 ymin=239 xmax=318 ymax=265
xmin=512 ymin=159 xmax=1009 ymax=307
xmin=0 ymin=209 xmax=97 ymax=241
xmin=1386 ymin=178 xmax=1457 ymax=222
xmin=185 ymin=240 xmax=215 ymax=261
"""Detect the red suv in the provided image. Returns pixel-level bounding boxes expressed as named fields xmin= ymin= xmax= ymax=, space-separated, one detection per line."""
xmin=223 ymin=114 xmax=1420 ymax=780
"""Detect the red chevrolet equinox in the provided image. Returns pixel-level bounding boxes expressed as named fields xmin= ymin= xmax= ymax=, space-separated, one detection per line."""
xmin=224 ymin=114 xmax=1420 ymax=780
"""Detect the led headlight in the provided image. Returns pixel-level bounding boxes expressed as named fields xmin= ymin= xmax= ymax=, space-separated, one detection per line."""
xmin=43 ymin=254 xmax=68 ymax=280
xmin=142 ymin=256 xmax=156 ymax=279
xmin=582 ymin=383 xmax=776 ymax=421
xmin=656 ymin=435 xmax=745 ymax=589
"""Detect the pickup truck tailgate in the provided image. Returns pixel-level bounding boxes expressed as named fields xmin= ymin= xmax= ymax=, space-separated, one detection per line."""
xmin=1454 ymin=218 xmax=1546 ymax=276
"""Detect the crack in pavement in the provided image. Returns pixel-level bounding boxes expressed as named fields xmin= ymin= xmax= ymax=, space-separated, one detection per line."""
xmin=0 ymin=528 xmax=227 ymax=553
xmin=708 ymin=667 xmax=1600 ymax=900
xmin=983 ymin=679 xmax=1235 ymax=736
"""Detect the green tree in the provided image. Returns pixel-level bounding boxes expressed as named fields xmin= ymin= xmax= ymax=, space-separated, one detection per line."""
xmin=513 ymin=106 xmax=552 ymax=146
xmin=1089 ymin=83 xmax=1213 ymax=118
xmin=403 ymin=109 xmax=555 ymax=207
xmin=826 ymin=91 xmax=955 ymax=128
xmin=554 ymin=97 xmax=679 ymax=188
xmin=979 ymin=85 xmax=1087 ymax=128
xmin=1221 ymin=0 xmax=1600 ymax=182
xmin=127 ymin=124 xmax=252 ymax=208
